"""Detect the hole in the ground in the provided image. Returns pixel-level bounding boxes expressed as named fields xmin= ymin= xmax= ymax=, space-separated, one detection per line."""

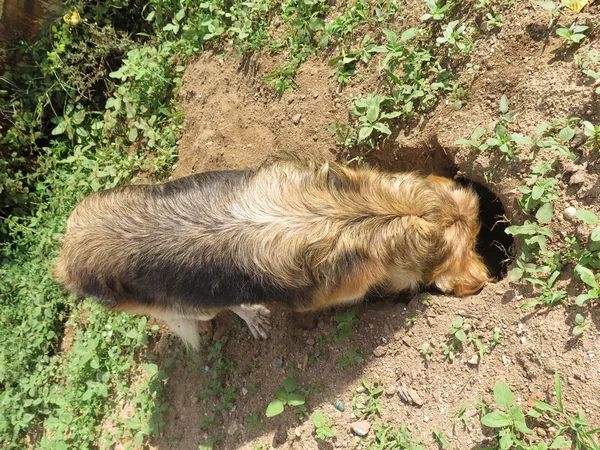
xmin=457 ymin=178 xmax=514 ymax=280
xmin=359 ymin=138 xmax=514 ymax=281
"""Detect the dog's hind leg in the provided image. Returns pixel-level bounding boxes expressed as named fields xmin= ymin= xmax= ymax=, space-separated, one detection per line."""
xmin=230 ymin=305 xmax=272 ymax=339
xmin=163 ymin=317 xmax=202 ymax=350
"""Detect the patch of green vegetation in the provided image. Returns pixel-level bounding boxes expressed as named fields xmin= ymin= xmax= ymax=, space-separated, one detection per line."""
xmin=352 ymin=379 xmax=384 ymax=419
xmin=197 ymin=342 xmax=239 ymax=411
xmin=338 ymin=349 xmax=365 ymax=367
xmin=368 ymin=423 xmax=425 ymax=449
xmin=313 ymin=411 xmax=335 ymax=440
xmin=265 ymin=378 xmax=306 ymax=417
xmin=481 ymin=375 xmax=600 ymax=449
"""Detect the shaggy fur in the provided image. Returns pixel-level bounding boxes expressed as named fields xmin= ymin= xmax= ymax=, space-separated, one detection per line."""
xmin=55 ymin=158 xmax=491 ymax=349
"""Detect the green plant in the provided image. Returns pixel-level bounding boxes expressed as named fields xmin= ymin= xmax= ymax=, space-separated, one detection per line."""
xmin=486 ymin=12 xmax=504 ymax=29
xmin=583 ymin=121 xmax=600 ymax=150
xmin=436 ymin=21 xmax=473 ymax=54
xmin=246 ymin=412 xmax=263 ymax=432
xmin=532 ymin=0 xmax=580 ymax=26
xmin=529 ymin=373 xmax=600 ymax=449
xmin=338 ymin=349 xmax=365 ymax=367
xmin=353 ymin=379 xmax=384 ymax=418
xmin=481 ymin=381 xmax=536 ymax=449
xmin=421 ymin=343 xmax=434 ymax=361
xmin=453 ymin=403 xmax=469 ymax=430
xmin=421 ymin=0 xmax=455 ymax=21
xmin=572 ymin=313 xmax=590 ymax=337
xmin=313 ymin=411 xmax=335 ymax=440
xmin=556 ymin=23 xmax=588 ymax=44
xmin=368 ymin=423 xmax=425 ymax=449
xmin=405 ymin=316 xmax=418 ymax=327
xmin=433 ymin=428 xmax=450 ymax=448
xmin=333 ymin=307 xmax=360 ymax=344
xmin=348 ymin=92 xmax=401 ymax=146
xmin=265 ymin=378 xmax=306 ymax=417
xmin=575 ymin=48 xmax=600 ymax=95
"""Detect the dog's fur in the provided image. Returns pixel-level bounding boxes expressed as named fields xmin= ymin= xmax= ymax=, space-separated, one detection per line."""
xmin=55 ymin=158 xmax=491 ymax=349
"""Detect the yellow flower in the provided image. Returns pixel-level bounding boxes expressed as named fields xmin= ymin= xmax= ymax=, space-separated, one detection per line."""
xmin=63 ymin=11 xmax=81 ymax=26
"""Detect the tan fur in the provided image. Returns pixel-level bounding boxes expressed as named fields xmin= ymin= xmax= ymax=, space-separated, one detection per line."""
xmin=55 ymin=158 xmax=491 ymax=347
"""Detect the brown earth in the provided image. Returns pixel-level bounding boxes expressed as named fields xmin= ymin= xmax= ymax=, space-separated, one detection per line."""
xmin=151 ymin=2 xmax=600 ymax=449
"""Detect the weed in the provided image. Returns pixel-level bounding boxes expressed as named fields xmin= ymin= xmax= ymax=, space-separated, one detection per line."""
xmin=266 ymin=378 xmax=306 ymax=417
xmin=532 ymin=0 xmax=579 ymax=26
xmin=338 ymin=349 xmax=365 ymax=367
xmin=583 ymin=121 xmax=600 ymax=150
xmin=313 ymin=411 xmax=335 ymax=440
xmin=246 ymin=412 xmax=263 ymax=432
xmin=490 ymin=328 xmax=502 ymax=349
xmin=433 ymin=428 xmax=451 ymax=448
xmin=572 ymin=313 xmax=590 ymax=337
xmin=436 ymin=21 xmax=473 ymax=54
xmin=353 ymin=379 xmax=384 ymax=418
xmin=348 ymin=92 xmax=401 ymax=146
xmin=421 ymin=343 xmax=435 ymax=361
xmin=405 ymin=316 xmax=418 ymax=327
xmin=556 ymin=23 xmax=589 ymax=45
xmin=368 ymin=423 xmax=425 ymax=449
xmin=529 ymin=373 xmax=600 ymax=449
xmin=453 ymin=403 xmax=469 ymax=430
xmin=575 ymin=48 xmax=600 ymax=95
xmin=421 ymin=0 xmax=455 ymax=22
xmin=333 ymin=307 xmax=359 ymax=344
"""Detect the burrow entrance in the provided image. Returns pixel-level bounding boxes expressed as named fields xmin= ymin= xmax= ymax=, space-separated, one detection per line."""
xmin=364 ymin=139 xmax=514 ymax=281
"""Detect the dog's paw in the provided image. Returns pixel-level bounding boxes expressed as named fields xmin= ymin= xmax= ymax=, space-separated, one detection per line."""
xmin=232 ymin=305 xmax=272 ymax=339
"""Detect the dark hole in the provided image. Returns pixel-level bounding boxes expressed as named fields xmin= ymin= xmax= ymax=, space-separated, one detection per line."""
xmin=457 ymin=178 xmax=514 ymax=280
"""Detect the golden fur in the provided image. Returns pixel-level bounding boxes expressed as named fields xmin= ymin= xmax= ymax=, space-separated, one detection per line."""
xmin=55 ymin=158 xmax=491 ymax=348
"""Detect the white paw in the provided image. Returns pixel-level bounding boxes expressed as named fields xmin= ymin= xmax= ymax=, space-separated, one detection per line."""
xmin=232 ymin=305 xmax=272 ymax=339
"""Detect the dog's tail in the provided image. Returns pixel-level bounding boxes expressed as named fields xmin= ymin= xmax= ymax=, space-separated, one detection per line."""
xmin=428 ymin=177 xmax=492 ymax=296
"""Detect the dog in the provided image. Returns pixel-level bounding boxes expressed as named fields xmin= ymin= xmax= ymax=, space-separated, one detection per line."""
xmin=55 ymin=157 xmax=491 ymax=349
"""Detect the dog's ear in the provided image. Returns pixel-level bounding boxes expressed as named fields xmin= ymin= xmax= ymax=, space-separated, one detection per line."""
xmin=430 ymin=180 xmax=492 ymax=296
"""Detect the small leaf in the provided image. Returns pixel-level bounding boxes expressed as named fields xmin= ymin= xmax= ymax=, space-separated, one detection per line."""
xmin=509 ymin=267 xmax=523 ymax=281
xmin=574 ymin=265 xmax=598 ymax=289
xmin=313 ymin=411 xmax=326 ymax=428
xmin=287 ymin=393 xmax=305 ymax=406
xmin=283 ymin=378 xmax=297 ymax=393
xmin=266 ymin=399 xmax=285 ymax=417
xmin=535 ymin=203 xmax=553 ymax=224
xmin=575 ymin=209 xmax=598 ymax=225
xmin=558 ymin=126 xmax=575 ymax=141
xmin=358 ymin=126 xmax=373 ymax=142
xmin=481 ymin=410 xmax=512 ymax=428
xmin=455 ymin=329 xmax=467 ymax=342
xmin=550 ymin=435 xmax=571 ymax=448
xmin=499 ymin=94 xmax=509 ymax=113
xmin=590 ymin=227 xmax=600 ymax=241
xmin=494 ymin=382 xmax=515 ymax=409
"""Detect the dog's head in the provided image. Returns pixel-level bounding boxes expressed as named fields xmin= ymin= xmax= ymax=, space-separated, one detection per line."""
xmin=428 ymin=176 xmax=492 ymax=296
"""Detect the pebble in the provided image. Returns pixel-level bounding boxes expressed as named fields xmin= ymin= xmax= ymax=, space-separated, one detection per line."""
xmin=467 ymin=354 xmax=479 ymax=366
xmin=227 ymin=421 xmax=240 ymax=436
xmin=536 ymin=427 xmax=547 ymax=437
xmin=241 ymin=387 xmax=248 ymax=396
xmin=306 ymin=338 xmax=315 ymax=346
xmin=373 ymin=346 xmax=387 ymax=357
xmin=385 ymin=384 xmax=397 ymax=397
xmin=350 ymin=420 xmax=371 ymax=437
xmin=564 ymin=206 xmax=577 ymax=221
xmin=292 ymin=113 xmax=302 ymax=125
xmin=356 ymin=386 xmax=366 ymax=394
xmin=502 ymin=355 xmax=511 ymax=366
xmin=520 ymin=337 xmax=527 ymax=344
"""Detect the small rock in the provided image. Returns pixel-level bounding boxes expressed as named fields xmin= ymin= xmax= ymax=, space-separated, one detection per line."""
xmin=356 ymin=386 xmax=366 ymax=394
xmin=502 ymin=355 xmax=511 ymax=366
xmin=385 ymin=384 xmax=397 ymax=397
xmin=227 ymin=421 xmax=240 ymax=436
xmin=292 ymin=113 xmax=302 ymax=125
xmin=294 ymin=426 xmax=303 ymax=438
xmin=564 ymin=206 xmax=577 ymax=221
xmin=350 ymin=420 xmax=371 ymax=437
xmin=398 ymin=384 xmax=410 ymax=403
xmin=520 ymin=337 xmax=527 ymax=344
xmin=536 ymin=427 xmax=547 ymax=437
xmin=407 ymin=388 xmax=424 ymax=406
xmin=373 ymin=346 xmax=387 ymax=357
xmin=467 ymin=354 xmax=479 ymax=366
xmin=241 ymin=387 xmax=248 ymax=396
xmin=306 ymin=338 xmax=315 ymax=346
